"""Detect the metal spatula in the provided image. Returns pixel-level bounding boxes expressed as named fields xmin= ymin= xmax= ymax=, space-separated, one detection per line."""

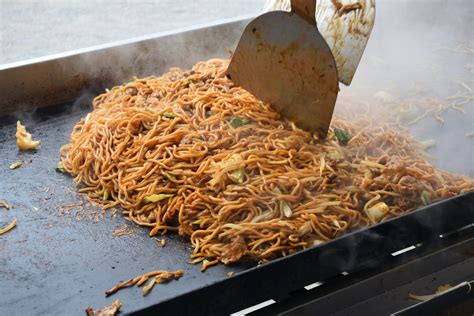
xmin=227 ymin=0 xmax=375 ymax=137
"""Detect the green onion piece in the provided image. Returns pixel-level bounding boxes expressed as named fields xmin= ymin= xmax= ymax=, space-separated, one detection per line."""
xmin=421 ymin=190 xmax=431 ymax=206
xmin=163 ymin=112 xmax=177 ymax=119
xmin=228 ymin=116 xmax=250 ymax=128
xmin=421 ymin=139 xmax=437 ymax=150
xmin=55 ymin=162 xmax=66 ymax=173
xmin=9 ymin=161 xmax=22 ymax=170
xmin=144 ymin=194 xmax=174 ymax=203
xmin=334 ymin=128 xmax=352 ymax=144
xmin=103 ymin=190 xmax=110 ymax=201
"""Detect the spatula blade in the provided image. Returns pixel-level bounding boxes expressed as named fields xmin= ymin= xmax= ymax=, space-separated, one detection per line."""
xmin=227 ymin=11 xmax=339 ymax=136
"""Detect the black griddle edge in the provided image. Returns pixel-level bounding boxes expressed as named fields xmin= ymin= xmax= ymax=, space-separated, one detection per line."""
xmin=130 ymin=192 xmax=474 ymax=315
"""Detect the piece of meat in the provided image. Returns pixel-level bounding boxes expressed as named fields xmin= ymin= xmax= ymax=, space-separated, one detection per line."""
xmin=397 ymin=175 xmax=420 ymax=194
xmin=220 ymin=235 xmax=248 ymax=264
xmin=383 ymin=155 xmax=406 ymax=175
xmin=376 ymin=154 xmax=390 ymax=165
xmin=85 ymin=299 xmax=121 ymax=316
xmin=396 ymin=197 xmax=416 ymax=210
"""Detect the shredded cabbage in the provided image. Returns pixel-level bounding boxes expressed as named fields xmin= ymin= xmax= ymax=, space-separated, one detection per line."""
xmin=144 ymin=194 xmax=174 ymax=203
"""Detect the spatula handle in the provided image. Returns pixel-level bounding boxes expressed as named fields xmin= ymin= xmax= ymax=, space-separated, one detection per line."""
xmin=291 ymin=0 xmax=316 ymax=25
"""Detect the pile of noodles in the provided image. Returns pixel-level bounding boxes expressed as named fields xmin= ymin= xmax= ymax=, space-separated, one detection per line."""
xmin=60 ymin=59 xmax=474 ymax=264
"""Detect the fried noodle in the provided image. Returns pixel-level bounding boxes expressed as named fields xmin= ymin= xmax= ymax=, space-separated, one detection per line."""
xmin=60 ymin=59 xmax=474 ymax=264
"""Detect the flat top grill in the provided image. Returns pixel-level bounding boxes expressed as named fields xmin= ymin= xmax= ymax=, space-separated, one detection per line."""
xmin=1 ymin=1 xmax=473 ymax=315
xmin=1 ymin=103 xmax=472 ymax=316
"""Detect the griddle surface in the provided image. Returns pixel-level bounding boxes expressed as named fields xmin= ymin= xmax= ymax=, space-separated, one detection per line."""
xmin=0 ymin=104 xmax=245 ymax=315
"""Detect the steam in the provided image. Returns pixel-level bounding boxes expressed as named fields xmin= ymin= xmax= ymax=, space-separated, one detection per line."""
xmin=4 ymin=0 xmax=470 ymax=188
xmin=338 ymin=0 xmax=474 ymax=177
xmin=252 ymin=0 xmax=473 ymax=176
xmin=351 ymin=0 xmax=473 ymax=89
xmin=49 ymin=14 xmax=253 ymax=111
xmin=2 ymin=7 xmax=256 ymax=130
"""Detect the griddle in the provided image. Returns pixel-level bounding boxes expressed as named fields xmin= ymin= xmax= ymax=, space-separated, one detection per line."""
xmin=1 ymin=1 xmax=473 ymax=315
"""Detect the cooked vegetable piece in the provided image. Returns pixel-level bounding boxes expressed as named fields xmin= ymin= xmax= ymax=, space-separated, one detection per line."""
xmin=282 ymin=202 xmax=292 ymax=218
xmin=163 ymin=112 xmax=177 ymax=119
xmin=229 ymin=167 xmax=245 ymax=183
xmin=313 ymin=240 xmax=324 ymax=246
xmin=209 ymin=154 xmax=244 ymax=186
xmin=163 ymin=172 xmax=176 ymax=181
xmin=56 ymin=162 xmax=66 ymax=173
xmin=182 ymin=80 xmax=191 ymax=88
xmin=16 ymin=121 xmax=40 ymax=150
xmin=144 ymin=194 xmax=174 ymax=203
xmin=421 ymin=139 xmax=437 ymax=150
xmin=298 ymin=221 xmax=312 ymax=235
xmin=327 ymin=150 xmax=342 ymax=160
xmin=272 ymin=187 xmax=292 ymax=218
xmin=228 ymin=116 xmax=250 ymax=128
xmin=365 ymin=202 xmax=389 ymax=223
xmin=421 ymin=190 xmax=431 ymax=206
xmin=334 ymin=128 xmax=351 ymax=144
xmin=9 ymin=161 xmax=22 ymax=170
